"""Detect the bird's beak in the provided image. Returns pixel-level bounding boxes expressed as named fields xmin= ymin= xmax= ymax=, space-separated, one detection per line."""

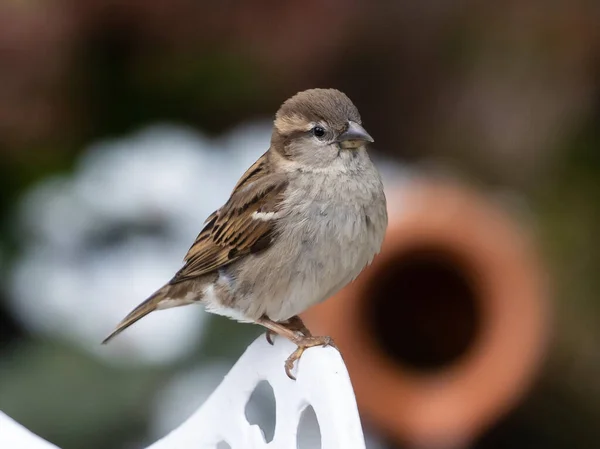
xmin=337 ymin=121 xmax=374 ymax=149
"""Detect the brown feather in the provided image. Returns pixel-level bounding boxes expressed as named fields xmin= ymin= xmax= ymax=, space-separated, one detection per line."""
xmin=171 ymin=151 xmax=288 ymax=283
xmin=101 ymin=286 xmax=169 ymax=344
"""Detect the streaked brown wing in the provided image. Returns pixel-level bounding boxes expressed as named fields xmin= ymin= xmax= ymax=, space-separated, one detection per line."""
xmin=171 ymin=152 xmax=287 ymax=283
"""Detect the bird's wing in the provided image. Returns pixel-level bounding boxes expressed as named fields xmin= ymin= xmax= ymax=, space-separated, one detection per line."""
xmin=171 ymin=151 xmax=288 ymax=283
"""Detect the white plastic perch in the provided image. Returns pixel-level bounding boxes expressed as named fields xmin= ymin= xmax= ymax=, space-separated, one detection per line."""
xmin=0 ymin=335 xmax=367 ymax=449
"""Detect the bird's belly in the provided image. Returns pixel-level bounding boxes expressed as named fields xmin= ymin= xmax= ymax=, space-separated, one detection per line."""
xmin=234 ymin=201 xmax=381 ymax=321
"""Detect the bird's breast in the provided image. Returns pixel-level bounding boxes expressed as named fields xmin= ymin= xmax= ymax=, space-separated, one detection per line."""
xmin=275 ymin=167 xmax=386 ymax=291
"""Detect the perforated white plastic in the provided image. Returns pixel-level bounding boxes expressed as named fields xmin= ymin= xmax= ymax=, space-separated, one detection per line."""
xmin=0 ymin=335 xmax=366 ymax=449
xmin=150 ymin=335 xmax=366 ymax=448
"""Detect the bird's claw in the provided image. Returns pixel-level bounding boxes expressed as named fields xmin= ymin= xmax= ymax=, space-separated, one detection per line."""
xmin=284 ymin=335 xmax=337 ymax=380
xmin=265 ymin=330 xmax=275 ymax=345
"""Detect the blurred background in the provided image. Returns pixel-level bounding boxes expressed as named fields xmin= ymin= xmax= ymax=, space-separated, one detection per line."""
xmin=0 ymin=1 xmax=599 ymax=448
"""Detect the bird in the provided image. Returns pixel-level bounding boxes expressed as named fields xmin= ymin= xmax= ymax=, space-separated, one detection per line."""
xmin=102 ymin=88 xmax=388 ymax=379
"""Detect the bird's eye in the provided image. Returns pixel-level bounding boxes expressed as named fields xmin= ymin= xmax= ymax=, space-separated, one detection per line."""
xmin=312 ymin=126 xmax=326 ymax=138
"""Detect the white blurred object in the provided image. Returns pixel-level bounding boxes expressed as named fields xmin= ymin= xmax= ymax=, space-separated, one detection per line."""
xmin=0 ymin=337 xmax=366 ymax=449
xmin=8 ymin=122 xmax=270 ymax=366
xmin=0 ymin=413 xmax=59 ymax=449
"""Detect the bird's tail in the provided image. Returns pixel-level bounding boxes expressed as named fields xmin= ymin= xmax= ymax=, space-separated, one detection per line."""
xmin=102 ymin=285 xmax=170 ymax=344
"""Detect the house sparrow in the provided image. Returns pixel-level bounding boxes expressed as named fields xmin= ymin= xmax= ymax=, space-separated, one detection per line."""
xmin=103 ymin=88 xmax=388 ymax=379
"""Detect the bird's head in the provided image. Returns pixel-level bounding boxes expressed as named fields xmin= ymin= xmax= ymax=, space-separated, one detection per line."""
xmin=271 ymin=88 xmax=374 ymax=169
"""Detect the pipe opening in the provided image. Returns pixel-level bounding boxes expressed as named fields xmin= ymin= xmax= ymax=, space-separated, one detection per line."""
xmin=366 ymin=246 xmax=482 ymax=373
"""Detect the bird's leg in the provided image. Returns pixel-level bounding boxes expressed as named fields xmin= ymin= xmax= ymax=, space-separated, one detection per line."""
xmin=259 ymin=317 xmax=298 ymax=346
xmin=257 ymin=316 xmax=336 ymax=380
xmin=287 ymin=315 xmax=312 ymax=336
xmin=264 ymin=315 xmax=312 ymax=345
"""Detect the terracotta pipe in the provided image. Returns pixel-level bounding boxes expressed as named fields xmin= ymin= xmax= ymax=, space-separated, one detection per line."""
xmin=302 ymin=177 xmax=550 ymax=449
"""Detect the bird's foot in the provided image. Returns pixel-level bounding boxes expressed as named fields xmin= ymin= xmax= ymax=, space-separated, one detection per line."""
xmin=257 ymin=316 xmax=335 ymax=380
xmin=284 ymin=335 xmax=336 ymax=380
